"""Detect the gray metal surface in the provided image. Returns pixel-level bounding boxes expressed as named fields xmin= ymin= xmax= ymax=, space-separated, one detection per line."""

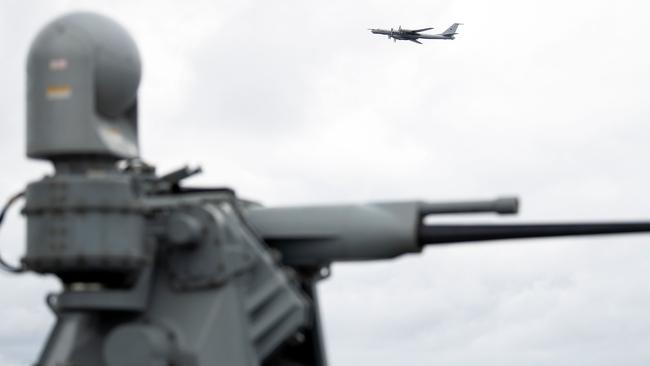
xmin=27 ymin=12 xmax=140 ymax=160
xmin=245 ymin=202 xmax=422 ymax=266
xmin=23 ymin=174 xmax=146 ymax=282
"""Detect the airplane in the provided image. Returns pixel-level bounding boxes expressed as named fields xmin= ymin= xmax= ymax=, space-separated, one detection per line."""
xmin=369 ymin=23 xmax=462 ymax=44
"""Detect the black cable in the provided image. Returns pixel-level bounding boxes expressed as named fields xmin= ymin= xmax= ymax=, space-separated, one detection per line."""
xmin=0 ymin=191 xmax=25 ymax=273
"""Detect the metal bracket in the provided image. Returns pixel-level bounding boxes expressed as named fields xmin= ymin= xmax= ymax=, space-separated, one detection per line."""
xmin=55 ymin=265 xmax=154 ymax=312
xmin=164 ymin=202 xmax=256 ymax=291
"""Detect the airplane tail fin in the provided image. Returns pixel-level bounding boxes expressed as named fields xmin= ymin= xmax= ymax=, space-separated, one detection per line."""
xmin=442 ymin=23 xmax=462 ymax=37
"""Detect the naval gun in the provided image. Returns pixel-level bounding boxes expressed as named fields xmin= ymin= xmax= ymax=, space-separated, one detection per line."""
xmin=2 ymin=12 xmax=650 ymax=366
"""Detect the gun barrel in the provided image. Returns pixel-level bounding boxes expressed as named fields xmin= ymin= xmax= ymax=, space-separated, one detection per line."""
xmin=246 ymin=199 xmax=650 ymax=266
xmin=419 ymin=222 xmax=650 ymax=246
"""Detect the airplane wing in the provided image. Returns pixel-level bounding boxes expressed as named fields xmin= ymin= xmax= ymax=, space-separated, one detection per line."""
xmin=409 ymin=39 xmax=423 ymax=44
xmin=412 ymin=27 xmax=434 ymax=33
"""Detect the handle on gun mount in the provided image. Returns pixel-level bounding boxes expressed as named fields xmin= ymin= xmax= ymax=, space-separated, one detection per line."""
xmin=420 ymin=196 xmax=519 ymax=216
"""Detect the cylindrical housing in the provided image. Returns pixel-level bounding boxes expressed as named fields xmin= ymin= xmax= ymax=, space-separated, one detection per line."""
xmin=246 ymin=202 xmax=422 ymax=266
xmin=27 ymin=12 xmax=140 ymax=160
xmin=22 ymin=175 xmax=146 ymax=285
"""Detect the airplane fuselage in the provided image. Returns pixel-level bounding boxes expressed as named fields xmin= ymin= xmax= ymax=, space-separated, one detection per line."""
xmin=371 ymin=29 xmax=454 ymax=41
xmin=418 ymin=34 xmax=455 ymax=40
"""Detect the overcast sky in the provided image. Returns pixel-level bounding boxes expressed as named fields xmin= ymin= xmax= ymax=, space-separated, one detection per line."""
xmin=2 ymin=0 xmax=650 ymax=365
